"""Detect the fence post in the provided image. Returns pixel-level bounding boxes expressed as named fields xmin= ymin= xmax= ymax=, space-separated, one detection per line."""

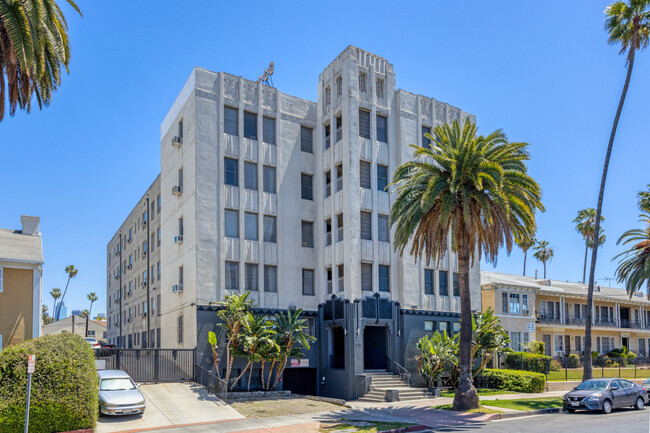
xmin=564 ymin=355 xmax=568 ymax=382
xmin=618 ymin=358 xmax=621 ymax=378
xmin=520 ymin=353 xmax=523 ymax=371
xmin=154 ymin=349 xmax=160 ymax=383
xmin=601 ymin=358 xmax=604 ymax=378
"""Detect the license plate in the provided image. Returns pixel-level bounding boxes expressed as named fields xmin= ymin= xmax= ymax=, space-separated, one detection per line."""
xmin=571 ymin=401 xmax=579 ymax=407
xmin=124 ymin=409 xmax=134 ymax=413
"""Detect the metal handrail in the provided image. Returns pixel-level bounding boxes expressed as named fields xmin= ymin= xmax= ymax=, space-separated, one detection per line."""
xmin=393 ymin=360 xmax=409 ymax=375
xmin=195 ymin=363 xmax=228 ymax=404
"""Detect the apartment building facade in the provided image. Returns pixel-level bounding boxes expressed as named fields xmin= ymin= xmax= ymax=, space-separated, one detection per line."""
xmin=106 ymin=46 xmax=480 ymax=399
xmin=0 ymin=216 xmax=43 ymax=350
xmin=482 ymin=271 xmax=650 ymax=357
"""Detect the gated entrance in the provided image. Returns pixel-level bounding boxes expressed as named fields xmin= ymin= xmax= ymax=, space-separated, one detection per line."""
xmin=95 ymin=348 xmax=195 ymax=383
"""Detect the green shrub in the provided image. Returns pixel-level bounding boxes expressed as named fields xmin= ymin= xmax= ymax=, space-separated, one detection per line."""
xmin=525 ymin=341 xmax=545 ymax=355
xmin=549 ymin=359 xmax=561 ymax=372
xmin=505 ymin=352 xmax=553 ymax=373
xmin=566 ymin=354 xmax=580 ymax=368
xmin=479 ymin=369 xmax=546 ymax=393
xmin=0 ymin=333 xmax=98 ymax=433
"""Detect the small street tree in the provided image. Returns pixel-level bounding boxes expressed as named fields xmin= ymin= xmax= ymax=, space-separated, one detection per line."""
xmin=85 ymin=292 xmax=98 ymax=337
xmin=271 ymin=309 xmax=315 ymax=390
xmin=217 ymin=292 xmax=254 ymax=388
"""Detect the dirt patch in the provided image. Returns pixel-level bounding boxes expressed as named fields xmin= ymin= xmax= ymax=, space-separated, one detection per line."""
xmin=230 ymin=396 xmax=346 ymax=418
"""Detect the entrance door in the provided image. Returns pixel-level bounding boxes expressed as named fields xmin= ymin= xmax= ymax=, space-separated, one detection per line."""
xmin=622 ymin=337 xmax=630 ymax=349
xmin=282 ymin=368 xmax=316 ymax=396
xmin=364 ymin=326 xmax=387 ymax=370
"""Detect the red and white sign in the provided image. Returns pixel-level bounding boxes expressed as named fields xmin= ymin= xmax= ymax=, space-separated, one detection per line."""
xmin=290 ymin=358 xmax=309 ymax=367
xmin=27 ymin=354 xmax=35 ymax=374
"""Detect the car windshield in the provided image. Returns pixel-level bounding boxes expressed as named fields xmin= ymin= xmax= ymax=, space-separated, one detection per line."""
xmin=644 ymin=378 xmax=650 ymax=385
xmin=575 ymin=380 xmax=610 ymax=390
xmin=100 ymin=378 xmax=135 ymax=391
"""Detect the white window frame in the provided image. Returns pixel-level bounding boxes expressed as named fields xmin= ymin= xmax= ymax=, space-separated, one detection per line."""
xmin=0 ymin=267 xmax=3 ymax=292
xmin=554 ymin=334 xmax=564 ymax=355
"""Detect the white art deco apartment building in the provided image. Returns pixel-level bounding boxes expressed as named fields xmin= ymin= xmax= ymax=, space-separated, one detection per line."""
xmin=106 ymin=46 xmax=480 ymax=398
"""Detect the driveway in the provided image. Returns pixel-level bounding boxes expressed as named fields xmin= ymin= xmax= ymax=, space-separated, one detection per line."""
xmin=96 ymin=382 xmax=244 ymax=433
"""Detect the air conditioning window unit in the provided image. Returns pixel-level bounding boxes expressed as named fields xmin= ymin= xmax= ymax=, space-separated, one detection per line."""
xmin=172 ymin=284 xmax=184 ymax=293
xmin=141 ymin=219 xmax=147 ymax=228
xmin=142 ymin=250 xmax=147 ymax=257
xmin=172 ymin=185 xmax=183 ymax=197
xmin=174 ymin=235 xmax=184 ymax=244
xmin=141 ymin=281 xmax=146 ymax=287
xmin=172 ymin=136 xmax=183 ymax=148
xmin=142 ymin=312 xmax=147 ymax=317
xmin=128 ymin=265 xmax=133 ymax=270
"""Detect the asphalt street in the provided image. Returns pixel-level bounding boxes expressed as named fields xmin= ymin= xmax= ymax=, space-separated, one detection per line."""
xmin=432 ymin=409 xmax=650 ymax=433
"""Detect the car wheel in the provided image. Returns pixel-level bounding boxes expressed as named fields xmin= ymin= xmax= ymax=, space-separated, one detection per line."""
xmin=635 ymin=397 xmax=645 ymax=410
xmin=601 ymin=399 xmax=612 ymax=414
xmin=565 ymin=408 xmax=576 ymax=413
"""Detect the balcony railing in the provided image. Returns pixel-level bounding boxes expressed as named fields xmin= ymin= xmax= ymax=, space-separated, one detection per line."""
xmin=621 ymin=319 xmax=644 ymax=329
xmin=565 ymin=316 xmax=587 ymax=326
xmin=594 ymin=319 xmax=617 ymax=328
xmin=536 ymin=314 xmax=562 ymax=325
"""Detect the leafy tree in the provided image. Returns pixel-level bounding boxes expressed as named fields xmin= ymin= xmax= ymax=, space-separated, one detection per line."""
xmin=390 ymin=120 xmax=543 ymax=410
xmin=416 ymin=331 xmax=457 ymax=388
xmin=216 ymin=292 xmax=254 ymax=387
xmin=614 ymin=213 xmax=650 ymax=299
xmin=56 ymin=265 xmax=78 ymax=320
xmin=208 ymin=331 xmax=221 ymax=380
xmin=85 ymin=292 xmax=98 ymax=337
xmin=515 ymin=234 xmax=536 ymax=276
xmin=229 ymin=313 xmax=277 ymax=391
xmin=271 ymin=308 xmax=315 ymax=390
xmin=50 ymin=287 xmax=61 ymax=320
xmin=584 ymin=0 xmax=650 ymax=382
xmin=574 ymin=208 xmax=606 ymax=282
xmin=471 ymin=307 xmax=511 ymax=376
xmin=0 ymin=0 xmax=82 ymax=121
xmin=42 ymin=304 xmax=53 ymax=325
xmin=533 ymin=240 xmax=554 ymax=279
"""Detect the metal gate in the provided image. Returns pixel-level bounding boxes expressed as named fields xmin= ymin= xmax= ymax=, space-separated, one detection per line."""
xmin=95 ymin=348 xmax=195 ymax=383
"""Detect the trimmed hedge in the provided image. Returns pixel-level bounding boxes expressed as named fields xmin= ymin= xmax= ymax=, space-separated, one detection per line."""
xmin=505 ymin=351 xmax=554 ymax=373
xmin=0 ymin=333 xmax=98 ymax=433
xmin=479 ymin=369 xmax=546 ymax=393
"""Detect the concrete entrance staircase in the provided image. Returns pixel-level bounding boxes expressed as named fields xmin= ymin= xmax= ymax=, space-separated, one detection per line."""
xmin=357 ymin=371 xmax=431 ymax=402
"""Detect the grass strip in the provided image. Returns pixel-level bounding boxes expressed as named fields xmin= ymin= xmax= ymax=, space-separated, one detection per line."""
xmin=432 ymin=404 xmax=503 ymax=414
xmin=479 ymin=397 xmax=563 ymax=411
xmin=320 ymin=421 xmax=415 ymax=433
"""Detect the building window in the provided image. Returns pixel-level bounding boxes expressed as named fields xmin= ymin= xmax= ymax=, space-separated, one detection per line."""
xmin=554 ymin=335 xmax=564 ymax=355
xmin=301 ymin=174 xmax=313 ymax=200
xmin=225 ymin=209 xmax=239 ymax=238
xmin=302 ymin=269 xmax=314 ymax=295
xmin=509 ymin=294 xmax=521 ymax=314
xmin=376 ymin=78 xmax=384 ymax=103
xmin=422 ymin=126 xmax=432 ymax=149
xmin=335 ymin=116 xmax=343 ymax=142
xmin=424 ymin=321 xmax=434 ymax=332
xmin=439 ymin=321 xmax=449 ymax=333
xmin=359 ymin=110 xmax=370 ymax=139
xmin=359 ymin=72 xmax=367 ymax=94
xmin=510 ymin=332 xmax=522 ymax=351
xmin=575 ymin=335 xmax=583 ymax=353
xmin=245 ymin=263 xmax=258 ymax=291
xmin=336 ymin=75 xmax=343 ymax=98
xmin=439 ymin=271 xmax=448 ymax=296
xmin=245 ymin=212 xmax=258 ymax=241
xmin=157 ymin=261 xmax=161 ymax=280
xmin=301 ymin=221 xmax=314 ymax=247
xmin=377 ymin=165 xmax=388 ymax=192
xmin=244 ymin=111 xmax=257 ymax=140
xmin=360 ymin=161 xmax=371 ymax=189
xmin=157 ymin=227 xmax=161 ymax=246
xmin=324 ymin=123 xmax=331 ymax=150
xmin=502 ymin=292 xmax=509 ymax=313
xmin=301 ymin=126 xmax=313 ymax=153
xmin=376 ymin=115 xmax=387 ymax=143
xmin=157 ymin=194 xmax=161 ymax=212
xmin=264 ymin=265 xmax=277 ymax=292
xmin=379 ymin=265 xmax=390 ymax=292
xmin=244 ymin=162 xmax=257 ymax=190
xmin=225 ymin=261 xmax=239 ymax=291
xmin=326 ymin=267 xmax=332 ymax=293
xmin=361 ymin=263 xmax=372 ymax=292
xmin=424 ymin=269 xmax=434 ymax=295
xmin=263 ymin=166 xmax=276 ymax=194
xmin=452 ymin=322 xmax=461 ymax=334
xmin=336 ymin=214 xmax=343 ymax=242
xmin=179 ymin=266 xmax=183 ymax=285
xmin=263 ymin=117 xmax=275 ymax=144
xmin=177 ymin=316 xmax=183 ymax=344
xmin=224 ymin=106 xmax=238 ymax=135
xmin=335 ymin=164 xmax=343 ymax=192
xmin=453 ymin=273 xmax=460 ymax=297
xmin=225 ymin=158 xmax=238 ymax=186
xmin=263 ymin=215 xmax=276 ymax=243
xmin=360 ymin=212 xmax=372 ymax=240
xmin=378 ymin=215 xmax=389 ymax=243
xmin=522 ymin=294 xmax=529 ymax=315
xmin=337 ymin=264 xmax=344 ymax=292
xmin=325 ymin=219 xmax=332 ymax=246
xmin=324 ymin=170 xmax=331 ymax=198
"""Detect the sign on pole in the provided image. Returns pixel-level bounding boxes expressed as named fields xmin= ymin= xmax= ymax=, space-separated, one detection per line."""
xmin=24 ymin=354 xmax=35 ymax=433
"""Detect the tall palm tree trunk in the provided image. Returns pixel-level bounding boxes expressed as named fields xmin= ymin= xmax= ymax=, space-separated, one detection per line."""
xmin=57 ymin=277 xmax=72 ymax=321
xmin=584 ymin=48 xmax=636 ymax=382
xmin=523 ymin=250 xmax=527 ymax=276
xmin=452 ymin=247 xmax=479 ymax=410
xmin=543 ymin=262 xmax=547 ymax=279
xmin=582 ymin=244 xmax=589 ymax=283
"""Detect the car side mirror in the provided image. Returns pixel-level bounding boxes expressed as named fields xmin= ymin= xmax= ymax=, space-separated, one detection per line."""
xmin=136 ymin=383 xmax=141 ymax=388
xmin=610 ymin=385 xmax=618 ymax=391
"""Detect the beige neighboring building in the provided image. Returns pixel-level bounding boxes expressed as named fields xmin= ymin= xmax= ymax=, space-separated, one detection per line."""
xmin=43 ymin=315 xmax=107 ymax=340
xmin=0 ymin=216 xmax=44 ymax=350
xmin=482 ymin=271 xmax=650 ymax=357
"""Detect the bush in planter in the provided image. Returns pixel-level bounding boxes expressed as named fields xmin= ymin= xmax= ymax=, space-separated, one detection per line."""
xmin=0 ymin=333 xmax=98 ymax=433
xmin=479 ymin=369 xmax=545 ymax=393
xmin=505 ymin=352 xmax=553 ymax=373
xmin=566 ymin=354 xmax=580 ymax=368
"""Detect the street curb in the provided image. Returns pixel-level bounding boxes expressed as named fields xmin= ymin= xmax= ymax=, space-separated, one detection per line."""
xmin=496 ymin=407 xmax=561 ymax=419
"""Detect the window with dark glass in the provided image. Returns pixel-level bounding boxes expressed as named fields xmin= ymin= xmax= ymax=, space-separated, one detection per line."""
xmin=244 ymin=162 xmax=257 ymax=190
xmin=379 ymin=265 xmax=390 ymax=292
xmin=335 ymin=116 xmax=343 ymax=142
xmin=439 ymin=271 xmax=448 ymax=296
xmin=324 ymin=170 xmax=331 ymax=197
xmin=263 ymin=215 xmax=276 ymax=243
xmin=301 ymin=173 xmax=313 ymax=200
xmin=302 ymin=269 xmax=314 ymax=295
xmin=264 ymin=265 xmax=277 ymax=292
xmin=360 ymin=212 xmax=372 ymax=240
xmin=263 ymin=116 xmax=275 ymax=144
xmin=244 ymin=111 xmax=257 ymax=139
xmin=325 ymin=219 xmax=332 ymax=246
xmin=225 ymin=210 xmax=239 ymax=238
xmin=301 ymin=126 xmax=313 ymax=153
xmin=360 ymin=161 xmax=371 ymax=189
xmin=453 ymin=272 xmax=459 ymax=297
xmin=361 ymin=263 xmax=372 ymax=291
xmin=245 ymin=263 xmax=258 ymax=291
xmin=378 ymin=215 xmax=389 ymax=242
xmin=336 ymin=214 xmax=343 ymax=242
xmin=424 ymin=269 xmax=434 ymax=295
xmin=422 ymin=126 xmax=432 ymax=149
xmin=359 ymin=110 xmax=370 ymax=139
xmin=245 ymin=212 xmax=258 ymax=241
xmin=224 ymin=158 xmax=238 ymax=186
xmin=324 ymin=124 xmax=331 ymax=150
xmin=263 ymin=166 xmax=276 ymax=194
xmin=377 ymin=164 xmax=388 ymax=191
xmin=336 ymin=164 xmax=343 ymax=192
xmin=225 ymin=261 xmax=239 ymax=291
xmin=301 ymin=221 xmax=314 ymax=247
xmin=376 ymin=115 xmax=387 ymax=143
xmin=224 ymin=107 xmax=238 ymax=135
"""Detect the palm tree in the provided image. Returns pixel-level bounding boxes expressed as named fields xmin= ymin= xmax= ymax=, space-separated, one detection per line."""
xmin=637 ymin=185 xmax=650 ymax=213
xmin=584 ymin=0 xmax=650 ymax=382
xmin=271 ymin=308 xmax=316 ymax=390
xmin=389 ymin=120 xmax=543 ymax=410
xmin=50 ymin=287 xmax=61 ymax=320
xmin=614 ymin=213 xmax=650 ymax=298
xmin=79 ymin=309 xmax=89 ymax=318
xmin=56 ymin=264 xmax=78 ymax=320
xmin=85 ymin=292 xmax=98 ymax=337
xmin=229 ymin=313 xmax=277 ymax=391
xmin=217 ymin=292 xmax=254 ymax=388
xmin=515 ymin=234 xmax=536 ymax=276
xmin=533 ymin=240 xmax=554 ymax=279
xmin=574 ymin=208 xmax=606 ymax=282
xmin=0 ymin=0 xmax=82 ymax=121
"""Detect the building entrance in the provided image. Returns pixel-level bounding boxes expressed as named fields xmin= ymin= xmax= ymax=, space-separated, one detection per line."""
xmin=364 ymin=326 xmax=387 ymax=370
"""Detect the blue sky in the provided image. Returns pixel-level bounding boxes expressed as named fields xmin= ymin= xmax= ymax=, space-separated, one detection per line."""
xmin=2 ymin=1 xmax=649 ymax=316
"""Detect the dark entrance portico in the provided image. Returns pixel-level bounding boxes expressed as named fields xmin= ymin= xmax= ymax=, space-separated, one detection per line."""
xmin=364 ymin=326 xmax=387 ymax=370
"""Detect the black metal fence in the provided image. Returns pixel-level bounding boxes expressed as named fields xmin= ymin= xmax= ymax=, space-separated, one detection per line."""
xmin=195 ymin=363 xmax=228 ymax=403
xmin=95 ymin=348 xmax=195 ymax=383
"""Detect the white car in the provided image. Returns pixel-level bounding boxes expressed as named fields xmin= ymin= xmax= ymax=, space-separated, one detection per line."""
xmin=85 ymin=337 xmax=100 ymax=349
xmin=98 ymin=370 xmax=146 ymax=416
